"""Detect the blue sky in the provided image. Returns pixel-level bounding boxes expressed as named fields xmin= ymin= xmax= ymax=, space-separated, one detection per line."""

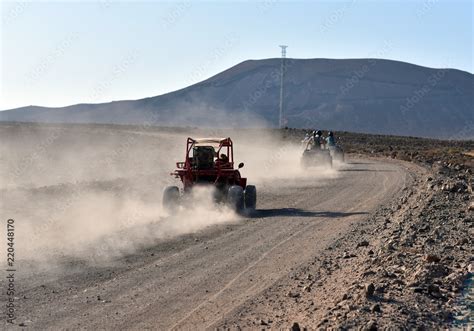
xmin=1 ymin=0 xmax=472 ymax=110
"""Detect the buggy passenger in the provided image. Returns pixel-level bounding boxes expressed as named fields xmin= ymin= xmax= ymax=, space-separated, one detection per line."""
xmin=216 ymin=153 xmax=231 ymax=168
xmin=313 ymin=130 xmax=324 ymax=149
xmin=326 ymin=131 xmax=336 ymax=147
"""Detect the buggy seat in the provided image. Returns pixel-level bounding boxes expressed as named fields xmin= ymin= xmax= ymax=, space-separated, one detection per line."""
xmin=193 ymin=146 xmax=215 ymax=169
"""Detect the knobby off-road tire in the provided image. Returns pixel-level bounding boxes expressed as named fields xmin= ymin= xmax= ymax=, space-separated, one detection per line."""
xmin=301 ymin=155 xmax=310 ymax=169
xmin=163 ymin=186 xmax=179 ymax=212
xmin=330 ymin=148 xmax=345 ymax=163
xmin=227 ymin=185 xmax=244 ymax=213
xmin=244 ymin=185 xmax=257 ymax=210
xmin=335 ymin=152 xmax=345 ymax=163
xmin=319 ymin=152 xmax=333 ymax=168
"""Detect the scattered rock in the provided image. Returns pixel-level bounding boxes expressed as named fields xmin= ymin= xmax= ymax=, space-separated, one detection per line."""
xmin=425 ymin=254 xmax=441 ymax=263
xmin=364 ymin=320 xmax=378 ymax=331
xmin=468 ymin=202 xmax=474 ymax=212
xmin=363 ymin=270 xmax=376 ymax=277
xmin=371 ymin=304 xmax=381 ymax=313
xmin=428 ymin=284 xmax=440 ymax=294
xmin=413 ymin=287 xmax=424 ymax=293
xmin=365 ymin=283 xmax=375 ymax=298
xmin=357 ymin=240 xmax=370 ymax=248
xmin=343 ymin=252 xmax=356 ymax=259
xmin=290 ymin=322 xmax=301 ymax=331
xmin=287 ymin=291 xmax=300 ymax=298
xmin=384 ymin=240 xmax=396 ymax=251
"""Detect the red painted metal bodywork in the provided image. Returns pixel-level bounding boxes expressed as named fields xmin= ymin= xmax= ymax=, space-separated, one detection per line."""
xmin=171 ymin=137 xmax=247 ymax=191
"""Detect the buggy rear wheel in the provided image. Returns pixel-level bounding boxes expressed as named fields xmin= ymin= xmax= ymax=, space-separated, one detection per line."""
xmin=227 ymin=185 xmax=244 ymax=212
xmin=301 ymin=153 xmax=310 ymax=168
xmin=244 ymin=185 xmax=257 ymax=210
xmin=334 ymin=153 xmax=344 ymax=162
xmin=336 ymin=151 xmax=345 ymax=162
xmin=330 ymin=147 xmax=344 ymax=163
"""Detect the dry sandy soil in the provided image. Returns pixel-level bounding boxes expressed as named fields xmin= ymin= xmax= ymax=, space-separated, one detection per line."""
xmin=0 ymin=123 xmax=472 ymax=330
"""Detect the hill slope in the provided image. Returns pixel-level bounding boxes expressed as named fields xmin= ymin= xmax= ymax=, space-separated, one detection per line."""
xmin=1 ymin=58 xmax=473 ymax=138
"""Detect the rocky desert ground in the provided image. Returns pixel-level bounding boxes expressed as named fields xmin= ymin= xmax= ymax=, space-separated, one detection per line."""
xmin=0 ymin=122 xmax=472 ymax=330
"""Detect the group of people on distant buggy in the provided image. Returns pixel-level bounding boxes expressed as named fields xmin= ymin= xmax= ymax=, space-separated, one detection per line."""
xmin=302 ymin=130 xmax=337 ymax=151
xmin=300 ymin=129 xmax=345 ymax=166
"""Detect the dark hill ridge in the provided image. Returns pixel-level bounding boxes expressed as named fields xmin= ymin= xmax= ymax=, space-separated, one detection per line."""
xmin=1 ymin=58 xmax=473 ymax=138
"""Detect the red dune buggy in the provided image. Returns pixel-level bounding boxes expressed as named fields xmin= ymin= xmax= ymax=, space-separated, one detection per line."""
xmin=163 ymin=137 xmax=256 ymax=212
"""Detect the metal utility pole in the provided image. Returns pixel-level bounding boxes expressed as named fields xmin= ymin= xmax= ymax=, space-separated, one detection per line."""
xmin=279 ymin=45 xmax=287 ymax=128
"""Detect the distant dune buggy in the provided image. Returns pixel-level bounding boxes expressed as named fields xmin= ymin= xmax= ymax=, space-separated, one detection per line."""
xmin=301 ymin=147 xmax=333 ymax=168
xmin=300 ymin=136 xmax=333 ymax=168
xmin=163 ymin=137 xmax=256 ymax=213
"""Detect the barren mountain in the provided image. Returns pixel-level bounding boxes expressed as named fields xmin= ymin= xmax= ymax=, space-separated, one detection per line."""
xmin=1 ymin=58 xmax=472 ymax=138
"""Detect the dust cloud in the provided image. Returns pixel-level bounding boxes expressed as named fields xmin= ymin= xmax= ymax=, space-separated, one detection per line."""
xmin=0 ymin=123 xmax=338 ymax=267
xmin=232 ymin=130 xmax=339 ymax=185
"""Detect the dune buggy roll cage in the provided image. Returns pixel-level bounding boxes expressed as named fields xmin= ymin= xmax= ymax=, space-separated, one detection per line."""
xmin=172 ymin=137 xmax=246 ymax=191
xmin=178 ymin=137 xmax=234 ymax=168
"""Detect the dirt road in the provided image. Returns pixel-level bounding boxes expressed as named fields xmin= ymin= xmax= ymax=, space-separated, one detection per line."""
xmin=6 ymin=158 xmax=412 ymax=330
